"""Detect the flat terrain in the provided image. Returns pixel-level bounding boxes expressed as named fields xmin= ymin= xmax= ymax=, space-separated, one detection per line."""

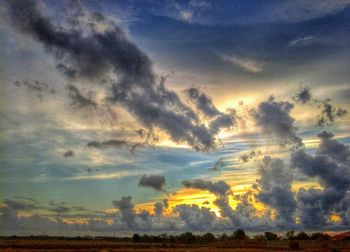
xmin=1 ymin=239 xmax=350 ymax=251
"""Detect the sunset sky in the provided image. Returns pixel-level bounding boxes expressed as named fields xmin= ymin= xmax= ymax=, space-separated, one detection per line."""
xmin=1 ymin=0 xmax=350 ymax=236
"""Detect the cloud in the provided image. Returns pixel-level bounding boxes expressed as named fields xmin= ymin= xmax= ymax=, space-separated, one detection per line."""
xmin=63 ymin=150 xmax=74 ymax=158
xmin=251 ymin=95 xmax=303 ymax=148
xmin=6 ymin=0 xmax=232 ymax=152
xmin=182 ymin=179 xmax=231 ymax=198
xmin=185 ymin=87 xmax=221 ymax=118
xmin=182 ymin=179 xmax=234 ymax=220
xmin=208 ymin=157 xmax=225 ymax=171
xmin=112 ymin=196 xmax=137 ymax=229
xmin=288 ymin=36 xmax=315 ymax=47
xmin=255 ymin=156 xmax=296 ymax=226
xmin=222 ymin=55 xmax=264 ymax=73
xmin=138 ymin=174 xmax=167 ymax=193
xmin=154 ymin=199 xmax=168 ymax=217
xmin=291 ymin=131 xmax=350 ymax=227
xmin=317 ymin=101 xmax=348 ymax=127
xmin=48 ymin=206 xmax=70 ymax=214
xmin=292 ymin=86 xmax=312 ymax=104
xmin=14 ymin=79 xmax=55 ymax=101
xmin=179 ymin=10 xmax=193 ymax=23
xmin=87 ymin=139 xmax=128 ymax=149
xmin=67 ymin=84 xmax=97 ymax=109
xmin=239 ymin=150 xmax=262 ymax=163
xmin=291 ymin=86 xmax=347 ymax=126
xmin=173 ymin=204 xmax=216 ymax=230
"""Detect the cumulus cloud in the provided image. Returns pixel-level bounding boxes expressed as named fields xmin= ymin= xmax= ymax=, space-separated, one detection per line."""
xmin=138 ymin=174 xmax=167 ymax=193
xmin=182 ymin=179 xmax=234 ymax=220
xmin=255 ymin=156 xmax=296 ymax=226
xmin=154 ymin=199 xmax=168 ymax=217
xmin=6 ymin=0 xmax=234 ymax=151
xmin=173 ymin=204 xmax=216 ymax=230
xmin=251 ymin=95 xmax=303 ymax=148
xmin=112 ymin=196 xmax=137 ymax=229
xmin=291 ymin=131 xmax=350 ymax=227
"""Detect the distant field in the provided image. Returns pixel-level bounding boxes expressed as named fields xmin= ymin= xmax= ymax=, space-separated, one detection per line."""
xmin=1 ymin=239 xmax=350 ymax=252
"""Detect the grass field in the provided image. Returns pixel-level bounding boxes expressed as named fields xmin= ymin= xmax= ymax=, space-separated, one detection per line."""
xmin=1 ymin=239 xmax=350 ymax=252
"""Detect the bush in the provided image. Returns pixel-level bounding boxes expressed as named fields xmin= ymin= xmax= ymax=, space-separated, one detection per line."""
xmin=264 ymin=232 xmax=279 ymax=240
xmin=201 ymin=233 xmax=216 ymax=243
xmin=232 ymin=229 xmax=246 ymax=240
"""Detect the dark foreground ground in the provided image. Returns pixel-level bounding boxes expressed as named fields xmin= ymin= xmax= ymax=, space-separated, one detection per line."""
xmin=1 ymin=239 xmax=350 ymax=252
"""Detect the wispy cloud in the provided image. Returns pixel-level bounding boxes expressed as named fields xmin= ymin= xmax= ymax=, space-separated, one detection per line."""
xmin=65 ymin=170 xmax=140 ymax=181
xmin=222 ymin=55 xmax=264 ymax=73
xmin=288 ymin=36 xmax=315 ymax=47
xmin=179 ymin=10 xmax=193 ymax=23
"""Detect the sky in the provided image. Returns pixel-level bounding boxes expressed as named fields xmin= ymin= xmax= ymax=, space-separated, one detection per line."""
xmin=0 ymin=0 xmax=350 ymax=236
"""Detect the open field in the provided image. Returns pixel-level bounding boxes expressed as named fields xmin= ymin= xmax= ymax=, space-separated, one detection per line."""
xmin=1 ymin=239 xmax=350 ymax=252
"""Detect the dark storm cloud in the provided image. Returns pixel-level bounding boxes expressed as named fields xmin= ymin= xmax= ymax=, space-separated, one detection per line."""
xmin=252 ymin=96 xmax=303 ymax=148
xmin=291 ymin=131 xmax=350 ymax=227
xmin=293 ymin=86 xmax=312 ymax=104
xmin=6 ymin=0 xmax=231 ymax=151
xmin=256 ymin=156 xmax=296 ymax=225
xmin=317 ymin=101 xmax=348 ymax=127
xmin=63 ymin=150 xmax=74 ymax=158
xmin=138 ymin=174 xmax=166 ymax=193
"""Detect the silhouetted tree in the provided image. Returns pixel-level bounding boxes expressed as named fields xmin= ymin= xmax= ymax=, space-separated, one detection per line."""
xmin=294 ymin=232 xmax=309 ymax=240
xmin=232 ymin=229 xmax=246 ymax=240
xmin=253 ymin=234 xmax=265 ymax=241
xmin=285 ymin=230 xmax=295 ymax=240
xmin=264 ymin=232 xmax=279 ymax=240
xmin=309 ymin=233 xmax=330 ymax=240
xmin=132 ymin=233 xmax=140 ymax=243
xmin=180 ymin=232 xmax=196 ymax=243
xmin=219 ymin=233 xmax=230 ymax=243
xmin=201 ymin=233 xmax=216 ymax=243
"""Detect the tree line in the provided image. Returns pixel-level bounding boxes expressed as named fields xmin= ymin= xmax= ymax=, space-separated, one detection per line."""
xmin=0 ymin=230 xmax=334 ymax=243
xmin=131 ymin=229 xmax=333 ymax=244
